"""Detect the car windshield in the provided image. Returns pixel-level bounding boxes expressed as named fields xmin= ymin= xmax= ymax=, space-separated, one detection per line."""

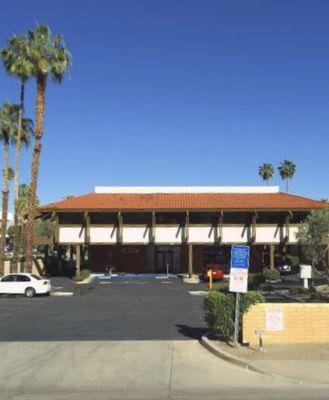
xmin=31 ymin=274 xmax=41 ymax=280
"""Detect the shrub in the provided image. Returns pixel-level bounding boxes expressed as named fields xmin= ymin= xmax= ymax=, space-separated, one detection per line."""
xmin=263 ymin=267 xmax=280 ymax=282
xmin=73 ymin=269 xmax=91 ymax=282
xmin=289 ymin=286 xmax=308 ymax=296
xmin=285 ymin=254 xmax=300 ymax=267
xmin=248 ymin=273 xmax=266 ymax=290
xmin=311 ymin=291 xmax=329 ymax=302
xmin=203 ymin=290 xmax=264 ymax=342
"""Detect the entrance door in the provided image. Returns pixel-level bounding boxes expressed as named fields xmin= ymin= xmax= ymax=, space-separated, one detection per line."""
xmin=155 ymin=250 xmax=174 ymax=274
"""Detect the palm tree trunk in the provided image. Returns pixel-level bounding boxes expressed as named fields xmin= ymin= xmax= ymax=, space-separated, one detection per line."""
xmin=0 ymin=139 xmax=10 ymax=275
xmin=286 ymin=179 xmax=289 ymax=193
xmin=25 ymin=74 xmax=47 ymax=272
xmin=12 ymin=81 xmax=25 ymax=272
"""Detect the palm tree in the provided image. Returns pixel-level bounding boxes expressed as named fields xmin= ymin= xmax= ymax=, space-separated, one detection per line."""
xmin=258 ymin=163 xmax=275 ymax=186
xmin=16 ymin=184 xmax=31 ymax=256
xmin=24 ymin=24 xmax=71 ymax=271
xmin=12 ymin=118 xmax=33 ymax=267
xmin=278 ymin=160 xmax=296 ymax=193
xmin=0 ymin=101 xmax=18 ymax=274
xmin=1 ymin=34 xmax=34 ymax=268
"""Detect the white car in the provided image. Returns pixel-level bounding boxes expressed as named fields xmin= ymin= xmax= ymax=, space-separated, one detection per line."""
xmin=0 ymin=273 xmax=51 ymax=298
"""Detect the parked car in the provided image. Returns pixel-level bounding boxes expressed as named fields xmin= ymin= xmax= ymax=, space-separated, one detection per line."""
xmin=0 ymin=273 xmax=51 ymax=298
xmin=277 ymin=264 xmax=299 ymax=275
xmin=202 ymin=264 xmax=224 ymax=281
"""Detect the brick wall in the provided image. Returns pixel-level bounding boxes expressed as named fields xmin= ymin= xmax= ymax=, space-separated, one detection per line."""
xmin=243 ymin=303 xmax=329 ymax=345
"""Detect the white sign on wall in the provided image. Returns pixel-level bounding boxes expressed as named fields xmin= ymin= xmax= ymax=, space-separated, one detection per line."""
xmin=229 ymin=268 xmax=248 ymax=293
xmin=265 ymin=308 xmax=284 ymax=331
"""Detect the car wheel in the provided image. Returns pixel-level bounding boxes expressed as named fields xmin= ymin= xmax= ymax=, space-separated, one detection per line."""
xmin=25 ymin=287 xmax=36 ymax=298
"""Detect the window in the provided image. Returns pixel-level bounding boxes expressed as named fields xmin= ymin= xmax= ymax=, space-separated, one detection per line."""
xmin=16 ymin=275 xmax=31 ymax=282
xmin=31 ymin=274 xmax=41 ymax=280
xmin=1 ymin=275 xmax=16 ymax=282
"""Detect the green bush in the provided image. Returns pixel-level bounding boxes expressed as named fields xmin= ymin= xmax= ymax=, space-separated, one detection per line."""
xmin=248 ymin=273 xmax=266 ymax=290
xmin=285 ymin=254 xmax=300 ymax=267
xmin=263 ymin=267 xmax=280 ymax=281
xmin=311 ymin=291 xmax=329 ymax=302
xmin=289 ymin=286 xmax=308 ymax=296
xmin=73 ymin=269 xmax=91 ymax=282
xmin=203 ymin=290 xmax=264 ymax=342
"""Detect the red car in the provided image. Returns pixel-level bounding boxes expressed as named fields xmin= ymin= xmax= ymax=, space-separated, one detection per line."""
xmin=202 ymin=264 xmax=224 ymax=281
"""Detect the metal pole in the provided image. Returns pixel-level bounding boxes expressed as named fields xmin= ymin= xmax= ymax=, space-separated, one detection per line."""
xmin=234 ymin=292 xmax=240 ymax=344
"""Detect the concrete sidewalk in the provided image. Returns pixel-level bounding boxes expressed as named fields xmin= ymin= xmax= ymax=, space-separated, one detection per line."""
xmin=207 ymin=341 xmax=329 ymax=384
xmin=0 ymin=341 xmax=329 ymax=400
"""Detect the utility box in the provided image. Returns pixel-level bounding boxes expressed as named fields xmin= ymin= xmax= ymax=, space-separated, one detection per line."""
xmin=300 ymin=264 xmax=312 ymax=279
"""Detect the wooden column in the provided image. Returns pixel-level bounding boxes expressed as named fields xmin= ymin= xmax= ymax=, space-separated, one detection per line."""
xmin=53 ymin=212 xmax=59 ymax=244
xmin=184 ymin=211 xmax=189 ymax=243
xmin=84 ymin=212 xmax=90 ymax=244
xmin=188 ymin=244 xmax=193 ymax=277
xmin=217 ymin=212 xmax=224 ymax=243
xmin=284 ymin=211 xmax=292 ymax=242
xmin=117 ymin=212 xmax=123 ymax=243
xmin=270 ymin=244 xmax=275 ymax=270
xmin=76 ymin=244 xmax=81 ymax=276
xmin=251 ymin=212 xmax=257 ymax=242
xmin=150 ymin=212 xmax=156 ymax=243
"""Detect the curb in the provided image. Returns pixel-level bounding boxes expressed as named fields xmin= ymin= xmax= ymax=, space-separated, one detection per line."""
xmin=199 ymin=334 xmax=271 ymax=376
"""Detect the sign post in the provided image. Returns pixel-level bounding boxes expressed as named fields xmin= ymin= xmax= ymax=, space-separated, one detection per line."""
xmin=229 ymin=245 xmax=250 ymax=344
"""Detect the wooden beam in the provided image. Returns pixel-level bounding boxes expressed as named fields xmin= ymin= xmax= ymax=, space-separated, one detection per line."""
xmin=54 ymin=213 xmax=59 ymax=244
xmin=284 ymin=211 xmax=293 ymax=242
xmin=188 ymin=244 xmax=193 ymax=277
xmin=117 ymin=212 xmax=123 ymax=243
xmin=184 ymin=211 xmax=189 ymax=242
xmin=270 ymin=244 xmax=275 ymax=270
xmin=150 ymin=212 xmax=156 ymax=243
xmin=251 ymin=211 xmax=258 ymax=242
xmin=217 ymin=212 xmax=224 ymax=243
xmin=84 ymin=212 xmax=90 ymax=244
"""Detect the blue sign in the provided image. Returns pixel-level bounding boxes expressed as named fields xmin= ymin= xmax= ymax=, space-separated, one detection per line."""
xmin=230 ymin=245 xmax=250 ymax=269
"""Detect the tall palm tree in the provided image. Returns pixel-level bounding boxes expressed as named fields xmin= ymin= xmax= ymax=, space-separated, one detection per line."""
xmin=24 ymin=24 xmax=71 ymax=271
xmin=258 ymin=163 xmax=275 ymax=186
xmin=16 ymin=184 xmax=31 ymax=256
xmin=278 ymin=160 xmax=296 ymax=193
xmin=12 ymin=118 xmax=33 ymax=267
xmin=1 ymin=34 xmax=34 ymax=269
xmin=0 ymin=101 xmax=18 ymax=274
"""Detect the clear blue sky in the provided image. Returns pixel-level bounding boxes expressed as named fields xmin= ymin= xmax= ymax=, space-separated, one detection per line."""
xmin=1 ymin=0 xmax=328 ymax=206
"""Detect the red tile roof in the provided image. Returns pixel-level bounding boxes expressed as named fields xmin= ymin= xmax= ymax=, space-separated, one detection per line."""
xmin=38 ymin=192 xmax=325 ymax=212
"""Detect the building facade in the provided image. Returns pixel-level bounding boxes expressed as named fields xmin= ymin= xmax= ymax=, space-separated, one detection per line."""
xmin=38 ymin=186 xmax=325 ymax=275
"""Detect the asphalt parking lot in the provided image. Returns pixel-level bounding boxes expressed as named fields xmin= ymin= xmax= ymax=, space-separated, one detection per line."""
xmin=0 ymin=277 xmax=208 ymax=341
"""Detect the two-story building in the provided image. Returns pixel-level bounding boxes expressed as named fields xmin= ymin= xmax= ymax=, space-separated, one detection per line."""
xmin=38 ymin=186 xmax=325 ymax=275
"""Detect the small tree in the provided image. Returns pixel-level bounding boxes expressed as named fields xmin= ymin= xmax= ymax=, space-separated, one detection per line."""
xmin=296 ymin=207 xmax=329 ymax=275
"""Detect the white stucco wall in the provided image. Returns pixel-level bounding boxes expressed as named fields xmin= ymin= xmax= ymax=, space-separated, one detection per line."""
xmin=255 ymin=226 xmax=281 ymax=243
xmin=122 ymin=226 xmax=150 ymax=243
xmin=189 ymin=226 xmax=214 ymax=243
xmin=154 ymin=226 xmax=182 ymax=243
xmin=59 ymin=227 xmax=85 ymax=243
xmin=288 ymin=226 xmax=299 ymax=243
xmin=222 ymin=226 xmax=249 ymax=243
xmin=58 ymin=224 xmax=300 ymax=245
xmin=90 ymin=226 xmax=117 ymax=243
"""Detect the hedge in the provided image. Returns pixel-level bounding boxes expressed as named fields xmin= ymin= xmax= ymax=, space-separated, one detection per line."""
xmin=204 ymin=290 xmax=264 ymax=342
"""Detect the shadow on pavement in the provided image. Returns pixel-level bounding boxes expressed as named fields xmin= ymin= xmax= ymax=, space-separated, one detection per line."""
xmin=175 ymin=325 xmax=208 ymax=339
